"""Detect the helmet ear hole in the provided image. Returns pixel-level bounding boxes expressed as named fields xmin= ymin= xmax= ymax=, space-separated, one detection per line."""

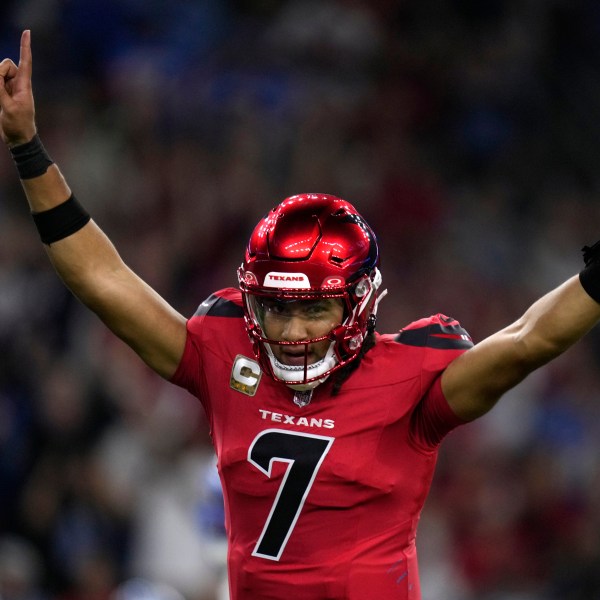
xmin=354 ymin=278 xmax=370 ymax=298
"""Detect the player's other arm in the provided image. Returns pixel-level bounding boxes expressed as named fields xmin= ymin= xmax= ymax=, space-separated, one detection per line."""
xmin=36 ymin=185 xmax=187 ymax=380
xmin=441 ymin=274 xmax=600 ymax=421
xmin=0 ymin=31 xmax=187 ymax=379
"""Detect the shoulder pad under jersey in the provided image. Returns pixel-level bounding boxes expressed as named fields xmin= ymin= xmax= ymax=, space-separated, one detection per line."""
xmin=193 ymin=288 xmax=244 ymax=318
xmin=395 ymin=313 xmax=473 ymax=350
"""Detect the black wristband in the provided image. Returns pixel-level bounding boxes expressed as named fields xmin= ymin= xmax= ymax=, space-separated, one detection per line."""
xmin=10 ymin=134 xmax=54 ymax=179
xmin=31 ymin=194 xmax=91 ymax=245
xmin=579 ymin=241 xmax=600 ymax=303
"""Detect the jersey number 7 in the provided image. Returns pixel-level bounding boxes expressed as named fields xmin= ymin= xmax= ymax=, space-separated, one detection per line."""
xmin=248 ymin=429 xmax=335 ymax=560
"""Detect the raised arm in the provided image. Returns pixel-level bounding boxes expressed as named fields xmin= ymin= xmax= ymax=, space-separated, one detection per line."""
xmin=442 ymin=270 xmax=600 ymax=422
xmin=0 ymin=31 xmax=187 ymax=379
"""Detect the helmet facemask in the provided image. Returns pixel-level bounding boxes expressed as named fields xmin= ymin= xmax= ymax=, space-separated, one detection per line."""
xmin=239 ymin=268 xmax=384 ymax=391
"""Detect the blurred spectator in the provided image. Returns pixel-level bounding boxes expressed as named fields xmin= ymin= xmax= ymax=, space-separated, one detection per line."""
xmin=0 ymin=536 xmax=45 ymax=600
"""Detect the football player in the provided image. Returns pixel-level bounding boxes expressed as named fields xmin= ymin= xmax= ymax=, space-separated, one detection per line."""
xmin=2 ymin=31 xmax=600 ymax=600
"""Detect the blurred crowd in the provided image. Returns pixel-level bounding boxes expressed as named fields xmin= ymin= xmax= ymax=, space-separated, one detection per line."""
xmin=2 ymin=1 xmax=600 ymax=599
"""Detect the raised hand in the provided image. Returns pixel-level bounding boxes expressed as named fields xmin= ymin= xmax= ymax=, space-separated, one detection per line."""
xmin=0 ymin=30 xmax=36 ymax=146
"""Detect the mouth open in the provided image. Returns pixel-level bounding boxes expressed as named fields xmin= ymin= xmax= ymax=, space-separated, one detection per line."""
xmin=277 ymin=346 xmax=314 ymax=366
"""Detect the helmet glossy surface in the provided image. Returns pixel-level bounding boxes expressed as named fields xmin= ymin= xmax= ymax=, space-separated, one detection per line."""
xmin=238 ymin=193 xmax=382 ymax=389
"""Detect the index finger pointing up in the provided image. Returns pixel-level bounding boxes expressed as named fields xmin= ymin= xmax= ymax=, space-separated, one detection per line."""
xmin=18 ymin=30 xmax=32 ymax=80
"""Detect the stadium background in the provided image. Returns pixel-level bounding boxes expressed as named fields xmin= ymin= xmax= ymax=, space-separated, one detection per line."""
xmin=1 ymin=1 xmax=600 ymax=599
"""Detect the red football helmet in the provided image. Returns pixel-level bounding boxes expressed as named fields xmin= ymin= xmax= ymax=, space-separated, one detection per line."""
xmin=238 ymin=193 xmax=384 ymax=390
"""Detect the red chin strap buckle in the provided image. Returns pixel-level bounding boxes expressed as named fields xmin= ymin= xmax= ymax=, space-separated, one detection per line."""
xmin=330 ymin=323 xmax=363 ymax=357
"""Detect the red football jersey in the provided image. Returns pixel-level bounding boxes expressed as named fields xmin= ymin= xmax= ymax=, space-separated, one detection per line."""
xmin=171 ymin=288 xmax=473 ymax=600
